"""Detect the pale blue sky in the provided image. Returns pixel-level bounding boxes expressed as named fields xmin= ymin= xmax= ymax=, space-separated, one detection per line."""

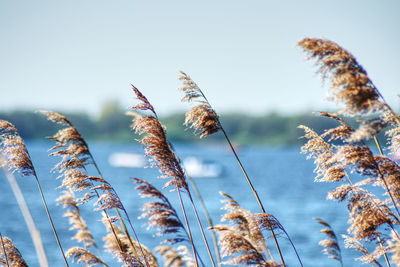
xmin=1 ymin=1 xmax=399 ymax=117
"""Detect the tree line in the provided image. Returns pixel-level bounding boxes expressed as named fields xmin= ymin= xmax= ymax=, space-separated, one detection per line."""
xmin=0 ymin=108 xmax=352 ymax=146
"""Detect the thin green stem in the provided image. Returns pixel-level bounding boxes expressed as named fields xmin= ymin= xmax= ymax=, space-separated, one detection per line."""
xmin=196 ymin=89 xmax=292 ymax=265
xmin=89 ymin=151 xmax=148 ymax=267
xmin=176 ymin=187 xmax=199 ymax=267
xmin=34 ymin=176 xmax=69 ymax=267
xmin=368 ymin=138 xmax=400 ymax=220
xmin=220 ymin=127 xmax=288 ymax=266
xmin=187 ymin=193 xmax=216 ymax=267
xmin=377 ymin=234 xmax=391 ymax=267
xmin=186 ymin=176 xmax=221 ymax=267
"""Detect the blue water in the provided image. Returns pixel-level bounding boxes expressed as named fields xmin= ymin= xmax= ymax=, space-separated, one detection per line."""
xmin=0 ymin=141 xmax=366 ymax=266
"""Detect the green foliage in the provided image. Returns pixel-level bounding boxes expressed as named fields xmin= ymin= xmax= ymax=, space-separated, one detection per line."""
xmin=0 ymin=109 xmax=343 ymax=145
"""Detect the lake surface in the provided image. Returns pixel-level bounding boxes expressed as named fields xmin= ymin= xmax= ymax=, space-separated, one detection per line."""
xmin=0 ymin=141 xmax=368 ymax=266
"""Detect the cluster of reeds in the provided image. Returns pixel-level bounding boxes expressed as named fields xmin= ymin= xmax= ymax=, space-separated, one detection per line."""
xmin=298 ymin=38 xmax=400 ymax=266
xmin=0 ymin=37 xmax=399 ymax=267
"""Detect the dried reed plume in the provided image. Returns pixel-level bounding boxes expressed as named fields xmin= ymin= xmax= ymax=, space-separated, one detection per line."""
xmin=102 ymin=216 xmax=158 ymax=267
xmin=299 ymin=125 xmax=346 ymax=182
xmin=318 ymin=112 xmax=354 ymax=142
xmin=347 ymin=119 xmax=388 ymax=143
xmin=0 ymin=236 xmax=28 ymax=267
xmin=178 ymin=72 xmax=291 ymax=266
xmin=178 ymin=71 xmax=221 ymax=138
xmin=343 ymin=235 xmax=383 ymax=266
xmin=0 ymin=120 xmax=35 ymax=177
xmin=57 ymin=191 xmax=96 ymax=248
xmin=135 ymin=178 xmax=188 ymax=244
xmin=38 ymin=111 xmax=92 ymax=193
xmin=155 ymin=245 xmax=197 ymax=267
xmin=298 ymin=38 xmax=383 ymax=115
xmin=65 ymin=247 xmax=106 ymax=266
xmin=219 ymin=192 xmax=270 ymax=255
xmin=130 ymin=85 xmax=216 ymax=267
xmin=314 ymin=218 xmax=343 ymax=266
xmin=0 ymin=119 xmax=69 ymax=266
xmin=374 ymin=156 xmax=400 ymax=206
xmin=40 ymin=111 xmax=147 ymax=266
xmin=212 ymin=226 xmax=279 ymax=267
xmin=129 ymin=87 xmax=188 ymax=192
xmin=386 ymin=126 xmax=400 ymax=159
xmin=328 ymin=184 xmax=394 ymax=241
xmin=389 ymin=231 xmax=400 ymax=266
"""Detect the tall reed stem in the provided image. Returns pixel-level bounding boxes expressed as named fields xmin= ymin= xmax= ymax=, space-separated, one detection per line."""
xmin=176 ymin=187 xmax=199 ymax=267
xmin=34 ymin=176 xmax=69 ymax=266
xmin=186 ymin=176 xmax=221 ymax=267
xmin=187 ymin=193 xmax=216 ymax=267
xmin=2 ymin=165 xmax=48 ymax=267
xmin=220 ymin=127 xmax=288 ymax=266
xmin=376 ymin=234 xmax=391 ymax=267
xmin=88 ymin=149 xmax=148 ymax=267
xmin=367 ymin=138 xmax=400 ymax=220
xmin=0 ymin=233 xmax=9 ymax=267
xmin=193 ymin=88 xmax=300 ymax=266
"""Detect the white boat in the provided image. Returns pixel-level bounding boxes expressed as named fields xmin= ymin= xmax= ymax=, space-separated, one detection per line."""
xmin=183 ymin=156 xmax=223 ymax=178
xmin=108 ymin=152 xmax=146 ymax=168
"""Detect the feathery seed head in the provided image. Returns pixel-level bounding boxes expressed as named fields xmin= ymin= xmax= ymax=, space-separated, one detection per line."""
xmin=298 ymin=38 xmax=383 ymax=115
xmin=299 ymin=125 xmax=346 ymax=182
xmin=57 ymin=191 xmax=96 ymax=248
xmin=212 ymin=226 xmax=279 ymax=266
xmin=130 ymin=88 xmax=189 ymax=191
xmin=179 ymin=71 xmax=221 ymax=138
xmin=66 ymin=247 xmax=106 ymax=266
xmin=0 ymin=236 xmax=28 ymax=267
xmin=0 ymin=120 xmax=36 ymax=177
xmin=135 ymin=178 xmax=187 ymax=244
xmin=314 ymin=218 xmax=343 ymax=265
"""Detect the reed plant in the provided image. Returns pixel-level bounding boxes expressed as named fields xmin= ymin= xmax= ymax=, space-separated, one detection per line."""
xmin=1 ymin=36 xmax=400 ymax=267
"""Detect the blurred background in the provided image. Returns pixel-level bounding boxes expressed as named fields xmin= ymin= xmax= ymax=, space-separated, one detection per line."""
xmin=1 ymin=1 xmax=399 ymax=266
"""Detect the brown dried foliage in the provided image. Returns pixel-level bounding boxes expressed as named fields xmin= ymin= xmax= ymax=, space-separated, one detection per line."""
xmin=57 ymin=191 xmax=96 ymax=248
xmin=65 ymin=247 xmax=106 ymax=266
xmin=298 ymin=38 xmax=383 ymax=115
xmin=328 ymin=184 xmax=394 ymax=241
xmin=335 ymin=145 xmax=378 ymax=177
xmin=135 ymin=178 xmax=187 ymax=244
xmin=40 ymin=111 xmax=93 ymax=193
xmin=155 ymin=245 xmax=196 ymax=267
xmin=299 ymin=125 xmax=346 ymax=182
xmin=102 ymin=215 xmax=157 ymax=267
xmin=319 ymin=112 xmax=354 ymax=142
xmin=389 ymin=231 xmax=400 ymax=266
xmin=178 ymin=71 xmax=221 ymax=138
xmin=212 ymin=226 xmax=279 ymax=266
xmin=219 ymin=191 xmax=270 ymax=254
xmin=130 ymin=86 xmax=188 ymax=191
xmin=314 ymin=218 xmax=343 ymax=265
xmin=343 ymin=235 xmax=383 ymax=266
xmin=0 ymin=237 xmax=28 ymax=267
xmin=374 ymin=156 xmax=400 ymax=206
xmin=0 ymin=120 xmax=36 ymax=177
